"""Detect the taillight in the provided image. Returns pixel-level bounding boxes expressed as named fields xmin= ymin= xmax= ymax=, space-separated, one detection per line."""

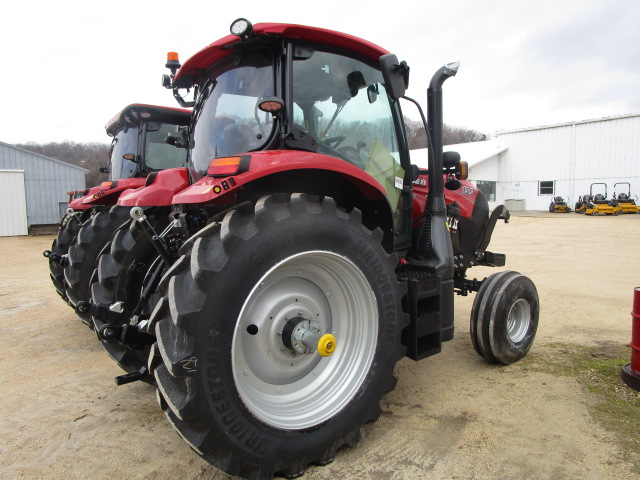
xmin=207 ymin=155 xmax=250 ymax=177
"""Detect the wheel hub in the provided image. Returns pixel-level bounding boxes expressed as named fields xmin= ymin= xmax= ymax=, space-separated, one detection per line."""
xmin=507 ymin=298 xmax=531 ymax=343
xmin=231 ymin=250 xmax=377 ymax=429
xmin=282 ymin=316 xmax=336 ymax=356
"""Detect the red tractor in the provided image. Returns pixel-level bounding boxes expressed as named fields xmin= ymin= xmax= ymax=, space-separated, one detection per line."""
xmin=86 ymin=19 xmax=539 ymax=479
xmin=44 ymin=104 xmax=191 ymax=324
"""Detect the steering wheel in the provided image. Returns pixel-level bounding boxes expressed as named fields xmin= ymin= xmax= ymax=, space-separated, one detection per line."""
xmin=324 ymin=135 xmax=346 ymax=149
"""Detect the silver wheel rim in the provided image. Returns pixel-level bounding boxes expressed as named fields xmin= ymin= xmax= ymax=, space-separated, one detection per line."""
xmin=507 ymin=298 xmax=530 ymax=343
xmin=232 ymin=250 xmax=378 ymax=429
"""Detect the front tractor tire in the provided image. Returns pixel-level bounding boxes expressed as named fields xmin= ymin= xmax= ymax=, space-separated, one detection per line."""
xmin=151 ymin=193 xmax=407 ymax=479
xmin=470 ymin=270 xmax=539 ymax=365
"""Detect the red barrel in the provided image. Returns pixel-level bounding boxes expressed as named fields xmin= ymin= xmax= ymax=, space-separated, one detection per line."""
xmin=621 ymin=287 xmax=640 ymax=390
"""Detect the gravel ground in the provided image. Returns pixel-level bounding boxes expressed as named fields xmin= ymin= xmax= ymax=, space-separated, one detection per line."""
xmin=0 ymin=211 xmax=638 ymax=479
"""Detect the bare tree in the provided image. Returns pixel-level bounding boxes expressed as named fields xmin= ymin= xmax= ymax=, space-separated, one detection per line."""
xmin=17 ymin=141 xmax=110 ymax=187
xmin=403 ymin=118 xmax=487 ymax=148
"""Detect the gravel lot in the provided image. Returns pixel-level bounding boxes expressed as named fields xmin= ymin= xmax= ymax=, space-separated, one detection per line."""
xmin=1 ymin=212 xmax=639 ymax=479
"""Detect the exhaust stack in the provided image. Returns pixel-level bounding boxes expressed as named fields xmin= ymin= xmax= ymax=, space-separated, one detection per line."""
xmin=424 ymin=62 xmax=459 ymax=275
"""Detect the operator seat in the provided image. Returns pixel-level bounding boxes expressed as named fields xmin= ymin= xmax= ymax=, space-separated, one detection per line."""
xmin=218 ymin=124 xmax=256 ymax=156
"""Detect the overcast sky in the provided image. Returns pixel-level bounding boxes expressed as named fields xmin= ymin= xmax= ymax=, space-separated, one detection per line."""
xmin=2 ymin=0 xmax=638 ymax=145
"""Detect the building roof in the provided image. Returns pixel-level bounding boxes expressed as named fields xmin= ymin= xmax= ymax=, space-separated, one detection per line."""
xmin=496 ymin=112 xmax=640 ymax=135
xmin=0 ymin=141 xmax=89 ymax=173
xmin=409 ymin=140 xmax=508 ymax=169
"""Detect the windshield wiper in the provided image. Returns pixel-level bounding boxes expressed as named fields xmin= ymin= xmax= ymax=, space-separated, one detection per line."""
xmin=321 ymin=99 xmax=346 ymax=138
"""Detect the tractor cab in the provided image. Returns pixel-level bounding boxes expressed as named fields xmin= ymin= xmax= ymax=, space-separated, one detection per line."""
xmin=105 ymin=104 xmax=191 ymax=180
xmin=167 ymin=22 xmax=414 ymax=251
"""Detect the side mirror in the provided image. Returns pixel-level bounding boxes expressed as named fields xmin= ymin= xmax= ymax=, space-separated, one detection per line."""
xmin=367 ymin=84 xmax=379 ymax=104
xmin=380 ymin=54 xmax=409 ymax=99
xmin=410 ymin=164 xmax=420 ymax=181
xmin=165 ymin=134 xmax=187 ymax=148
xmin=443 ymin=151 xmax=461 ymax=168
xmin=98 ymin=167 xmax=109 ymax=174
xmin=442 ymin=151 xmax=468 ymax=181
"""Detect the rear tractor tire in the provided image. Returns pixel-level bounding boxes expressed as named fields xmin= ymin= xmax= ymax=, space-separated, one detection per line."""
xmin=48 ymin=210 xmax=93 ymax=304
xmin=91 ymin=207 xmax=171 ymax=376
xmin=65 ymin=206 xmax=131 ymax=326
xmin=150 ymin=193 xmax=407 ymax=479
xmin=470 ymin=270 xmax=539 ymax=365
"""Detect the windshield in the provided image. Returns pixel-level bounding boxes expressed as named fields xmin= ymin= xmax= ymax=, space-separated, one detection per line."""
xmin=109 ymin=126 xmax=139 ymax=180
xmin=144 ymin=123 xmax=188 ymax=170
xmin=292 ymin=50 xmax=403 ymax=208
xmin=190 ymin=57 xmax=275 ymax=175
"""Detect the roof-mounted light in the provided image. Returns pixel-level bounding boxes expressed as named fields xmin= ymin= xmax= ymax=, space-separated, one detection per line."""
xmin=165 ymin=51 xmax=181 ymax=74
xmin=230 ymin=18 xmax=253 ymax=38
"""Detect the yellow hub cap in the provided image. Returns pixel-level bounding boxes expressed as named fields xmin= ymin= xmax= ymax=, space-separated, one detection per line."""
xmin=317 ymin=333 xmax=337 ymax=357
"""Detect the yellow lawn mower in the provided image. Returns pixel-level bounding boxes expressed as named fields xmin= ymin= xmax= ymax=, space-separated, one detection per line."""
xmin=548 ymin=196 xmax=571 ymax=213
xmin=613 ymin=182 xmax=639 ymax=214
xmin=584 ymin=183 xmax=621 ymax=216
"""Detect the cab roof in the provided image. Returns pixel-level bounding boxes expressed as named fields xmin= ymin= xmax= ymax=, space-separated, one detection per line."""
xmin=173 ymin=22 xmax=390 ymax=87
xmin=105 ymin=104 xmax=192 ymax=137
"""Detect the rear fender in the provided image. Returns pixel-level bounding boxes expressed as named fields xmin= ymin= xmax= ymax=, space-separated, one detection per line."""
xmin=80 ymin=178 xmax=148 ymax=206
xmin=68 ymin=190 xmax=90 ymax=210
xmin=172 ymin=151 xmax=387 ymax=206
xmin=412 ymin=176 xmax=478 ymax=221
xmin=476 ymin=205 xmax=509 ymax=253
xmin=172 ymin=151 xmax=395 ymax=249
xmin=118 ymin=168 xmax=190 ymax=207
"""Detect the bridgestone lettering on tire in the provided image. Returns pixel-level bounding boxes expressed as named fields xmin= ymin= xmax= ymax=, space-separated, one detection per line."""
xmin=65 ymin=206 xmax=131 ymax=326
xmin=470 ymin=270 xmax=539 ymax=365
xmin=151 ymin=193 xmax=408 ymax=479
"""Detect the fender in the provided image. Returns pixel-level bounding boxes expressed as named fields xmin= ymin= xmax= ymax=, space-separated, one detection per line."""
xmin=172 ymin=150 xmax=388 ymax=206
xmin=118 ymin=168 xmax=191 ymax=207
xmin=412 ymin=175 xmax=479 ymax=221
xmin=79 ymin=178 xmax=148 ymax=207
xmin=67 ymin=189 xmax=91 ymax=210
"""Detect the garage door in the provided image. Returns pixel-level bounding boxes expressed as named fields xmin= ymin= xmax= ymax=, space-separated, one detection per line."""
xmin=0 ymin=170 xmax=28 ymax=236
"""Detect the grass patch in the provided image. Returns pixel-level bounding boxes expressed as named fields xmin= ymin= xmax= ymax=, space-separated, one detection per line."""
xmin=527 ymin=342 xmax=640 ymax=472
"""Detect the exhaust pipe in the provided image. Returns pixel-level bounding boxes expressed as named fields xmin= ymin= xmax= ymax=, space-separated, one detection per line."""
xmin=422 ymin=62 xmax=459 ymax=276
xmin=427 ymin=61 xmax=459 ymax=206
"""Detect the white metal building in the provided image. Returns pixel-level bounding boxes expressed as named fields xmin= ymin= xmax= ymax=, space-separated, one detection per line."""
xmin=0 ymin=170 xmax=29 ymax=236
xmin=0 ymin=141 xmax=88 ymax=234
xmin=467 ymin=113 xmax=640 ymax=211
